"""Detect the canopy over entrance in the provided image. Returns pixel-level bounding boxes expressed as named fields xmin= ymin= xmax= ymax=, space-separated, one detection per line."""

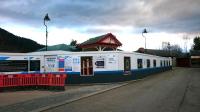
xmin=77 ymin=33 xmax=122 ymax=51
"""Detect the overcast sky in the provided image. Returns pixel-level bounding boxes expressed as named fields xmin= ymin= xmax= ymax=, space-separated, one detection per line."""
xmin=0 ymin=0 xmax=200 ymax=51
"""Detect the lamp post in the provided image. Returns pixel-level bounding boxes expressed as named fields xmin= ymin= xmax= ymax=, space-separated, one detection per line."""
xmin=142 ymin=28 xmax=148 ymax=51
xmin=44 ymin=13 xmax=50 ymax=51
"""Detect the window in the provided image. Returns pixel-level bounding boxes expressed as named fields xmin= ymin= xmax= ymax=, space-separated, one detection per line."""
xmin=160 ymin=60 xmax=163 ymax=67
xmin=147 ymin=59 xmax=150 ymax=68
xmin=137 ymin=59 xmax=143 ymax=68
xmin=0 ymin=60 xmax=28 ymax=72
xmin=30 ymin=60 xmax=40 ymax=71
xmin=153 ymin=60 xmax=156 ymax=67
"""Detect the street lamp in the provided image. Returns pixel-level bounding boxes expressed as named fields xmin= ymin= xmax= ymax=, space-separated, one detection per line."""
xmin=167 ymin=42 xmax=171 ymax=57
xmin=44 ymin=13 xmax=50 ymax=51
xmin=142 ymin=28 xmax=148 ymax=50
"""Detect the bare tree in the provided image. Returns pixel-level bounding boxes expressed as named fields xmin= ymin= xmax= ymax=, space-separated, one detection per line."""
xmin=162 ymin=43 xmax=182 ymax=53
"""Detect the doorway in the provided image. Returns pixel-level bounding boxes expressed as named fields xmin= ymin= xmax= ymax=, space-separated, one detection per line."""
xmin=81 ymin=56 xmax=93 ymax=76
xmin=124 ymin=57 xmax=131 ymax=74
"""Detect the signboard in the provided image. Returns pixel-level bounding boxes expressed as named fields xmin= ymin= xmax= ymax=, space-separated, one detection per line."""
xmin=95 ymin=56 xmax=105 ymax=68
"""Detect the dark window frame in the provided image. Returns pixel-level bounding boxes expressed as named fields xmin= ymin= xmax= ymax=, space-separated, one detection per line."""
xmin=147 ymin=59 xmax=150 ymax=68
xmin=153 ymin=59 xmax=156 ymax=67
xmin=164 ymin=60 xmax=166 ymax=66
xmin=137 ymin=59 xmax=143 ymax=69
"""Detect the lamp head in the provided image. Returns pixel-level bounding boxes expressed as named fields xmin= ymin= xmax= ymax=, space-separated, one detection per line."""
xmin=142 ymin=28 xmax=148 ymax=34
xmin=44 ymin=13 xmax=50 ymax=21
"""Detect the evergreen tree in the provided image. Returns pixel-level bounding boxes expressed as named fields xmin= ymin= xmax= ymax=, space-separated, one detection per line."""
xmin=193 ymin=36 xmax=200 ymax=50
xmin=70 ymin=39 xmax=77 ymax=46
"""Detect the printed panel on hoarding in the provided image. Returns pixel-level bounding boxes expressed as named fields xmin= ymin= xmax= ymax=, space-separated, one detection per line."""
xmin=58 ymin=56 xmax=65 ymax=72
xmin=65 ymin=56 xmax=73 ymax=71
xmin=44 ymin=56 xmax=57 ymax=72
xmin=107 ymin=54 xmax=117 ymax=70
xmin=72 ymin=56 xmax=80 ymax=72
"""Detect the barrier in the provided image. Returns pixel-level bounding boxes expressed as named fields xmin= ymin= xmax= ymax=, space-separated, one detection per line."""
xmin=37 ymin=74 xmax=49 ymax=86
xmin=47 ymin=74 xmax=66 ymax=90
xmin=2 ymin=75 xmax=19 ymax=87
xmin=0 ymin=73 xmax=67 ymax=92
xmin=50 ymin=74 xmax=66 ymax=86
xmin=20 ymin=74 xmax=38 ymax=87
xmin=49 ymin=74 xmax=66 ymax=87
xmin=0 ymin=75 xmax=3 ymax=88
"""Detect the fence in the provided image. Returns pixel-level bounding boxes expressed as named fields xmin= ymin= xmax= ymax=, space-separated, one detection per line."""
xmin=0 ymin=74 xmax=67 ymax=92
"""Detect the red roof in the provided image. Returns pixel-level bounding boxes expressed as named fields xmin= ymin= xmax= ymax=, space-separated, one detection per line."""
xmin=77 ymin=33 xmax=122 ymax=48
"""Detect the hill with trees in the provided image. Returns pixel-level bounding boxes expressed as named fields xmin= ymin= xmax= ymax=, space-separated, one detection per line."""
xmin=0 ymin=27 xmax=44 ymax=53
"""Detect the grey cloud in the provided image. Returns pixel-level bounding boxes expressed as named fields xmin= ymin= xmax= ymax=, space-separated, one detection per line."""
xmin=0 ymin=0 xmax=199 ymax=33
xmin=146 ymin=0 xmax=200 ymax=32
xmin=0 ymin=0 xmax=49 ymax=26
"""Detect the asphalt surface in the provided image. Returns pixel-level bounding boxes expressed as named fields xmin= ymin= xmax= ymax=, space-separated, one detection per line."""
xmin=43 ymin=68 xmax=200 ymax=112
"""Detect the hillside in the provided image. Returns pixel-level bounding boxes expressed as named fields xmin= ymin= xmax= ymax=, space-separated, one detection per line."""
xmin=0 ymin=27 xmax=44 ymax=53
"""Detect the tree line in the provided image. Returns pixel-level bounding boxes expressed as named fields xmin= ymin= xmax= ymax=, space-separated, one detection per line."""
xmin=0 ymin=27 xmax=44 ymax=53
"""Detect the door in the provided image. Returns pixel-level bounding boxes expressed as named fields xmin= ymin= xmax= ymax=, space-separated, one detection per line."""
xmin=81 ymin=56 xmax=93 ymax=76
xmin=124 ymin=57 xmax=131 ymax=75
